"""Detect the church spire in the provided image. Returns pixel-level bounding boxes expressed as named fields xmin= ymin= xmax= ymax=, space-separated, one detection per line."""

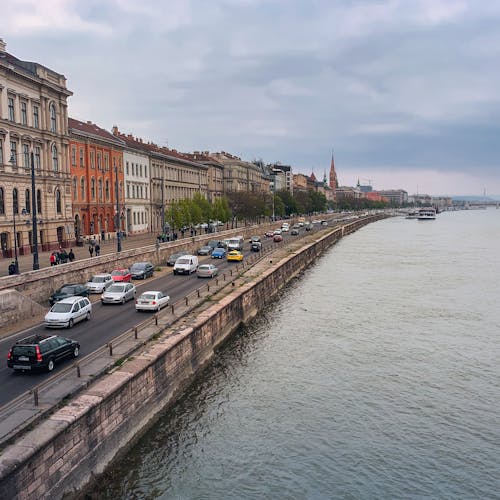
xmin=329 ymin=150 xmax=338 ymax=190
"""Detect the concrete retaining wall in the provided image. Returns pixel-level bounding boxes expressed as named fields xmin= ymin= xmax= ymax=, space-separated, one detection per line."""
xmin=0 ymin=216 xmax=384 ymax=499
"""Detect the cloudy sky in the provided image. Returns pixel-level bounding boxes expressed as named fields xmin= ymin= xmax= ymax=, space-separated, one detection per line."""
xmin=3 ymin=0 xmax=500 ymax=196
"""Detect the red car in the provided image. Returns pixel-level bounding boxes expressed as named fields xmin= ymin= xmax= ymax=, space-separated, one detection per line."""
xmin=111 ymin=268 xmax=132 ymax=282
xmin=273 ymin=234 xmax=283 ymax=242
xmin=265 ymin=231 xmax=274 ymax=237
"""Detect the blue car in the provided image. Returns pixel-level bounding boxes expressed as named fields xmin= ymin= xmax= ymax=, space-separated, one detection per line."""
xmin=211 ymin=247 xmax=227 ymax=259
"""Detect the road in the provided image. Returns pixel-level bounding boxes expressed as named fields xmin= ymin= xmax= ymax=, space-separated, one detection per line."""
xmin=0 ymin=225 xmax=327 ymax=406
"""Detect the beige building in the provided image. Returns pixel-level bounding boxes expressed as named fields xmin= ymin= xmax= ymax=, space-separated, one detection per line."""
xmin=184 ymin=151 xmax=224 ymax=203
xmin=0 ymin=39 xmax=73 ymax=266
xmin=208 ymin=151 xmax=267 ymax=193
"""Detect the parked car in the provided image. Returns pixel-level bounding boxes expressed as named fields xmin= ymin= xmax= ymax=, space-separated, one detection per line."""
xmin=7 ymin=334 xmax=80 ymax=372
xmin=111 ymin=268 xmax=132 ymax=282
xmin=251 ymin=241 xmax=262 ymax=252
xmin=273 ymin=234 xmax=283 ymax=242
xmin=291 ymin=228 xmax=299 ymax=236
xmin=49 ymin=283 xmax=89 ymax=306
xmin=101 ymin=282 xmax=137 ymax=304
xmin=45 ymin=296 xmax=92 ymax=329
xmin=167 ymin=252 xmax=187 ymax=266
xmin=135 ymin=291 xmax=170 ymax=312
xmin=197 ymin=264 xmax=218 ymax=278
xmin=86 ymin=273 xmax=113 ymax=294
xmin=227 ymin=250 xmax=244 ymax=262
xmin=173 ymin=255 xmax=199 ymax=275
xmin=130 ymin=262 xmax=154 ymax=280
xmin=197 ymin=245 xmax=213 ymax=256
xmin=207 ymin=240 xmax=224 ymax=249
xmin=211 ymin=247 xmax=227 ymax=259
xmin=265 ymin=231 xmax=274 ymax=238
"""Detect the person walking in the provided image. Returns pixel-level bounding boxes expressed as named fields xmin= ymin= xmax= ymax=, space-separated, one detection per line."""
xmin=68 ymin=249 xmax=75 ymax=262
xmin=95 ymin=243 xmax=101 ymax=256
xmin=8 ymin=261 xmax=17 ymax=275
xmin=50 ymin=252 xmax=57 ymax=266
xmin=88 ymin=245 xmax=94 ymax=257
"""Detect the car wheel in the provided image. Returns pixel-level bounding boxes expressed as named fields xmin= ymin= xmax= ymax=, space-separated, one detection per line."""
xmin=47 ymin=359 xmax=55 ymax=372
xmin=68 ymin=318 xmax=74 ymax=328
xmin=73 ymin=346 xmax=79 ymax=358
xmin=122 ymin=297 xmax=126 ymax=304
xmin=86 ymin=312 xmax=91 ymax=321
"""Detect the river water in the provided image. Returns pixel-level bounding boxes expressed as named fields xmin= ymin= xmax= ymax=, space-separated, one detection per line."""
xmin=90 ymin=209 xmax=500 ymax=500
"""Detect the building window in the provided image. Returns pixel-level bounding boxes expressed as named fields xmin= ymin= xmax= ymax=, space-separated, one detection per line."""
xmin=33 ymin=105 xmax=39 ymax=128
xmin=34 ymin=146 xmax=41 ymax=169
xmin=127 ymin=184 xmax=130 ymax=198
xmin=13 ymin=188 xmax=19 ymax=214
xmin=104 ymin=153 xmax=109 ymax=171
xmin=73 ymin=177 xmax=77 ymax=200
xmin=25 ymin=189 xmax=30 ymax=213
xmin=55 ymin=189 xmax=62 ymax=214
xmin=126 ymin=161 xmax=129 ymax=175
xmin=8 ymin=97 xmax=15 ymax=121
xmin=79 ymin=148 xmax=84 ymax=167
xmin=37 ymin=189 xmax=42 ymax=214
xmin=105 ymin=180 xmax=110 ymax=201
xmin=97 ymin=152 xmax=102 ymax=170
xmin=80 ymin=178 xmax=85 ymax=200
xmin=91 ymin=178 xmax=95 ymax=200
xmin=51 ymin=144 xmax=58 ymax=172
xmin=10 ymin=141 xmax=17 ymax=165
xmin=0 ymin=139 xmax=3 ymax=165
xmin=21 ymin=102 xmax=27 ymax=125
xmin=49 ymin=103 xmax=57 ymax=132
xmin=71 ymin=146 xmax=76 ymax=166
xmin=0 ymin=187 xmax=4 ymax=215
xmin=23 ymin=144 xmax=29 ymax=168
xmin=98 ymin=178 xmax=103 ymax=201
xmin=90 ymin=150 xmax=95 ymax=169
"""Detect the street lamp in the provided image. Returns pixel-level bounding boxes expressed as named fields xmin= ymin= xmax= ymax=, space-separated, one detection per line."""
xmin=115 ymin=166 xmax=121 ymax=252
xmin=10 ymin=150 xmax=39 ymax=270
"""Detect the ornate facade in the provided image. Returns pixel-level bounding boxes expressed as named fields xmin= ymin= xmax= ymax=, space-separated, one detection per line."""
xmin=0 ymin=39 xmax=73 ymax=258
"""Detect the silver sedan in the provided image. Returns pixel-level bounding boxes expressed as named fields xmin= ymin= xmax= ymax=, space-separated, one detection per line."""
xmin=135 ymin=291 xmax=170 ymax=312
xmin=197 ymin=264 xmax=218 ymax=278
xmin=101 ymin=283 xmax=137 ymax=304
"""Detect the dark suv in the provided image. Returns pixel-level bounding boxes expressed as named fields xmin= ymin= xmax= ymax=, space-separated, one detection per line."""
xmin=7 ymin=334 xmax=80 ymax=372
xmin=130 ymin=262 xmax=154 ymax=279
xmin=49 ymin=283 xmax=89 ymax=306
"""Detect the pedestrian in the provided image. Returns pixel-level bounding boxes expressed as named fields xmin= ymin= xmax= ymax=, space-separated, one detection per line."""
xmin=95 ymin=243 xmax=101 ymax=256
xmin=50 ymin=252 xmax=57 ymax=266
xmin=68 ymin=249 xmax=75 ymax=262
xmin=89 ymin=245 xmax=94 ymax=257
xmin=59 ymin=249 xmax=68 ymax=263
xmin=8 ymin=261 xmax=17 ymax=275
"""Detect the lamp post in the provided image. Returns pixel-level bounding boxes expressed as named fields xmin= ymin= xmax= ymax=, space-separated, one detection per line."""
xmin=115 ymin=166 xmax=121 ymax=252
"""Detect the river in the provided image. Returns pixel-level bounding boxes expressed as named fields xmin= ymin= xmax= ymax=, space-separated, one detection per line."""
xmin=89 ymin=209 xmax=500 ymax=499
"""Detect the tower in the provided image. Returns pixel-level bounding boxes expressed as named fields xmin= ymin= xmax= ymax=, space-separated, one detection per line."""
xmin=329 ymin=151 xmax=338 ymax=190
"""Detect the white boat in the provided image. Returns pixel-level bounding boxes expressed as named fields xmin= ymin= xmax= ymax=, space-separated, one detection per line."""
xmin=405 ymin=209 xmax=419 ymax=219
xmin=417 ymin=207 xmax=436 ymax=220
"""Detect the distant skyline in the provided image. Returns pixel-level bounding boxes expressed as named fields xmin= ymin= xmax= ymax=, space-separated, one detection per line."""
xmin=2 ymin=0 xmax=500 ymax=196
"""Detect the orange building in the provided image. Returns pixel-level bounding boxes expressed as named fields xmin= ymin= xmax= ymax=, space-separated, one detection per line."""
xmin=68 ymin=118 xmax=125 ymax=239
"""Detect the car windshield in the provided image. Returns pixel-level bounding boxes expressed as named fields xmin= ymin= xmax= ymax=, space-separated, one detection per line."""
xmin=51 ymin=303 xmax=73 ymax=313
xmin=177 ymin=258 xmax=190 ymax=264
xmin=59 ymin=286 xmax=76 ymax=293
xmin=90 ymin=276 xmax=106 ymax=283
xmin=199 ymin=265 xmax=210 ymax=270
xmin=131 ymin=264 xmax=146 ymax=271
xmin=108 ymin=285 xmax=125 ymax=293
xmin=111 ymin=270 xmax=125 ymax=276
xmin=140 ymin=293 xmax=156 ymax=300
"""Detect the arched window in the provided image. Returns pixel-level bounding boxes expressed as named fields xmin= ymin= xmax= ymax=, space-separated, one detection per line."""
xmin=25 ymin=189 xmax=30 ymax=213
xmin=91 ymin=178 xmax=95 ymax=200
xmin=80 ymin=178 xmax=85 ymax=200
xmin=0 ymin=187 xmax=4 ymax=215
xmin=98 ymin=178 xmax=103 ymax=201
xmin=13 ymin=188 xmax=18 ymax=214
xmin=52 ymin=144 xmax=58 ymax=172
xmin=55 ymin=188 xmax=62 ymax=214
xmin=73 ymin=177 xmax=77 ymax=200
xmin=49 ymin=103 xmax=57 ymax=132
xmin=105 ymin=180 xmax=110 ymax=200
xmin=37 ymin=189 xmax=42 ymax=214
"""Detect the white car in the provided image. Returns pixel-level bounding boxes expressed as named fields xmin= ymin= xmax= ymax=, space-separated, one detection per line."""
xmin=135 ymin=291 xmax=170 ymax=312
xmin=86 ymin=273 xmax=113 ymax=293
xmin=273 ymin=228 xmax=282 ymax=235
xmin=44 ymin=296 xmax=92 ymax=329
xmin=101 ymin=283 xmax=137 ymax=304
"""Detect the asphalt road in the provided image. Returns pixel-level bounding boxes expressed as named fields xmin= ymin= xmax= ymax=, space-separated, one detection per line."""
xmin=0 ymin=226 xmax=322 ymax=406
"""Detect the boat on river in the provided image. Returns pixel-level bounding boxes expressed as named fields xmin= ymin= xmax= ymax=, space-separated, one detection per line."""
xmin=405 ymin=209 xmax=419 ymax=219
xmin=417 ymin=207 xmax=437 ymax=220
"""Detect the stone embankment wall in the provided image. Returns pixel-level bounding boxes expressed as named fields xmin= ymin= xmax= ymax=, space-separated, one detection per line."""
xmin=0 ymin=216 xmax=385 ymax=499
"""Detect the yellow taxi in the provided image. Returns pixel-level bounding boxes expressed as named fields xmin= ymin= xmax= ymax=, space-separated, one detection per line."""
xmin=227 ymin=250 xmax=244 ymax=262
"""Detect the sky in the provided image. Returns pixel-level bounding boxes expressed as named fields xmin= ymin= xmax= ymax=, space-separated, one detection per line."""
xmin=2 ymin=0 xmax=500 ymax=196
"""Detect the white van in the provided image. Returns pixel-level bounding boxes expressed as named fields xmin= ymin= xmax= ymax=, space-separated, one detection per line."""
xmin=281 ymin=222 xmax=290 ymax=232
xmin=173 ymin=255 xmax=199 ymax=275
xmin=227 ymin=236 xmax=244 ymax=251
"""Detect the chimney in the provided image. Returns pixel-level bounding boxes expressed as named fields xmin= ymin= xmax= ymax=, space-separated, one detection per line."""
xmin=112 ymin=125 xmax=119 ymax=136
xmin=87 ymin=121 xmax=92 ymax=125
xmin=0 ymin=39 xmax=6 ymax=52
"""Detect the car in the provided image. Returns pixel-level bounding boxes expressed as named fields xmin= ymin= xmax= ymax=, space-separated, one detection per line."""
xmin=135 ymin=291 xmax=170 ymax=312
xmin=321 ymin=220 xmax=328 ymax=226
xmin=291 ymin=228 xmax=299 ymax=236
xmin=227 ymin=250 xmax=244 ymax=262
xmin=130 ymin=262 xmax=155 ymax=280
xmin=249 ymin=235 xmax=261 ymax=243
xmin=7 ymin=334 xmax=80 ymax=372
xmin=281 ymin=224 xmax=289 ymax=232
xmin=167 ymin=252 xmax=187 ymax=266
xmin=273 ymin=234 xmax=283 ymax=242
xmin=86 ymin=273 xmax=113 ymax=294
xmin=49 ymin=283 xmax=90 ymax=306
xmin=111 ymin=268 xmax=132 ymax=282
xmin=44 ymin=296 xmax=92 ymax=329
xmin=197 ymin=264 xmax=218 ymax=278
xmin=207 ymin=240 xmax=224 ymax=249
xmin=265 ymin=231 xmax=274 ymax=238
xmin=197 ymin=245 xmax=213 ymax=256
xmin=101 ymin=282 xmax=137 ymax=304
xmin=211 ymin=247 xmax=227 ymax=259
xmin=305 ymin=223 xmax=313 ymax=231
xmin=251 ymin=241 xmax=262 ymax=252
xmin=273 ymin=229 xmax=282 ymax=235
xmin=173 ymin=255 xmax=199 ymax=275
